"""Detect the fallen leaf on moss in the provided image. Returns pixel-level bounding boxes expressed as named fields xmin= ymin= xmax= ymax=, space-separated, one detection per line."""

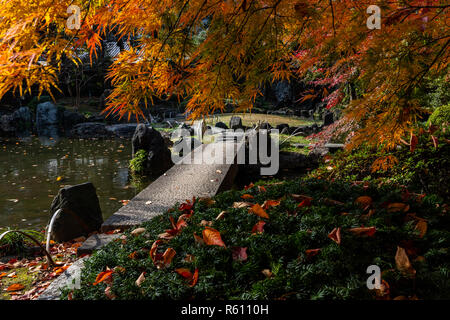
xmin=348 ymin=226 xmax=376 ymax=237
xmin=162 ymin=248 xmax=176 ymax=267
xmin=252 ymin=221 xmax=266 ymax=234
xmin=215 ymin=211 xmax=227 ymax=220
xmin=305 ymin=248 xmax=321 ymax=258
xmin=241 ymin=194 xmax=254 ymax=200
xmin=135 ymin=272 xmax=146 ymax=287
xmin=193 ymin=232 xmax=205 ymax=245
xmin=355 ymin=196 xmax=372 ymax=208
xmin=291 ymin=194 xmax=312 ymax=202
xmin=262 ymin=199 xmax=280 ymax=210
xmin=261 ymin=269 xmax=273 ymax=278
xmin=202 ymin=227 xmax=226 ymax=247
xmin=93 ymin=270 xmax=114 ymax=286
xmin=395 ymin=246 xmax=416 ymax=277
xmin=6 ymin=284 xmax=24 ymax=292
xmin=258 ymin=186 xmax=267 ymax=192
xmin=297 ymin=198 xmax=312 ymax=208
xmin=232 ymin=202 xmax=252 ymax=209
xmin=231 ymin=247 xmax=248 ymax=262
xmin=105 ymin=286 xmax=116 ymax=299
xmin=415 ymin=221 xmax=427 ymax=238
xmin=388 ymin=203 xmax=410 ymax=213
xmin=200 ymin=220 xmax=213 ymax=226
xmin=323 ymin=198 xmax=344 ymax=206
xmin=328 ymin=227 xmax=341 ymax=245
xmin=249 ymin=204 xmax=269 ymax=219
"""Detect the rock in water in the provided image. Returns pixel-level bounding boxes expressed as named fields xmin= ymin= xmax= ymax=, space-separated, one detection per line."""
xmin=215 ymin=122 xmax=228 ymax=129
xmin=50 ymin=182 xmax=103 ymax=242
xmin=132 ymin=124 xmax=173 ymax=175
xmin=36 ymin=102 xmax=62 ymax=128
xmin=323 ymin=111 xmax=334 ymax=126
xmin=229 ymin=116 xmax=243 ymax=130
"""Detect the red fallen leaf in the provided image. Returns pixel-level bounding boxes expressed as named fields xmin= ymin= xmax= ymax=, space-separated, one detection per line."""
xmin=374 ymin=280 xmax=390 ymax=300
xmin=241 ymin=194 xmax=254 ymax=200
xmin=7 ymin=258 xmax=17 ymax=264
xmin=54 ymin=265 xmax=70 ymax=275
xmin=0 ymin=265 xmax=8 ymax=271
xmin=297 ymin=198 xmax=312 ymax=208
xmin=6 ymin=283 xmax=24 ymax=292
xmin=348 ymin=226 xmax=376 ymax=237
xmin=252 ymin=221 xmax=266 ymax=234
xmin=244 ymin=183 xmax=255 ymax=190
xmin=128 ymin=251 xmax=138 ymax=259
xmin=0 ymin=272 xmax=8 ymax=279
xmin=328 ymin=227 xmax=341 ymax=245
xmin=231 ymin=247 xmax=248 ymax=261
xmin=162 ymin=248 xmax=176 ymax=267
xmin=175 ymin=268 xmax=193 ymax=279
xmin=93 ymin=270 xmax=114 ymax=286
xmin=179 ymin=197 xmax=195 ymax=212
xmin=202 ymin=227 xmax=226 ymax=247
xmin=262 ymin=199 xmax=280 ymax=210
xmin=175 ymin=268 xmax=199 ymax=287
xmin=305 ymin=248 xmax=321 ymax=258
xmin=193 ymin=232 xmax=205 ymax=245
xmin=431 ymin=135 xmax=438 ymax=149
xmin=249 ymin=204 xmax=269 ymax=219
xmin=410 ymin=132 xmax=418 ymax=152
xmin=150 ymin=240 xmax=163 ymax=262
xmin=190 ymin=269 xmax=199 ymax=287
xmin=258 ymin=186 xmax=267 ymax=192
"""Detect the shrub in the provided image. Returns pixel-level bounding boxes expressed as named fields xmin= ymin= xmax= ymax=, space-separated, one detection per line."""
xmin=427 ymin=104 xmax=450 ymax=127
xmin=313 ymin=125 xmax=450 ymax=199
xmin=62 ymin=179 xmax=450 ymax=300
xmin=129 ymin=149 xmax=148 ymax=176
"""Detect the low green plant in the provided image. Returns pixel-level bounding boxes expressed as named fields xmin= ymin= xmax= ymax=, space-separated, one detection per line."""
xmin=0 ymin=228 xmax=45 ymax=256
xmin=62 ymin=178 xmax=450 ymax=300
xmin=427 ymin=104 xmax=450 ymax=127
xmin=129 ymin=149 xmax=148 ymax=176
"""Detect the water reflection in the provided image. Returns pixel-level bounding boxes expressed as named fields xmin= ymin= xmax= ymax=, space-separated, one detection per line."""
xmin=0 ymin=136 xmax=141 ymax=230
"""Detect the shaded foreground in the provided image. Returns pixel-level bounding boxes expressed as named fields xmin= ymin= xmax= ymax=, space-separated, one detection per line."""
xmin=63 ymin=178 xmax=449 ymax=300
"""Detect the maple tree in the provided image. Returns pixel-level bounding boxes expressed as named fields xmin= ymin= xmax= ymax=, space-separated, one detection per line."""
xmin=0 ymin=0 xmax=448 ymax=147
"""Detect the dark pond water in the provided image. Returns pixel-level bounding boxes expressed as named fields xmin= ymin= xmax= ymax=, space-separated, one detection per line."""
xmin=0 ymin=136 xmax=141 ymax=231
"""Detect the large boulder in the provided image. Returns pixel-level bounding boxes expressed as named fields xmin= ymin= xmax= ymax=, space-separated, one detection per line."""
xmin=36 ymin=102 xmax=62 ymax=128
xmin=0 ymin=114 xmax=16 ymax=136
xmin=63 ymin=110 xmax=86 ymax=131
xmin=132 ymin=124 xmax=173 ymax=175
xmin=12 ymin=107 xmax=32 ymax=132
xmin=106 ymin=124 xmax=138 ymax=138
xmin=50 ymin=182 xmax=103 ymax=242
xmin=215 ymin=122 xmax=228 ymax=130
xmin=229 ymin=116 xmax=243 ymax=130
xmin=276 ymin=123 xmax=289 ymax=133
xmin=323 ymin=111 xmax=334 ymax=126
xmin=71 ymin=122 xmax=111 ymax=138
xmin=272 ymin=80 xmax=292 ymax=106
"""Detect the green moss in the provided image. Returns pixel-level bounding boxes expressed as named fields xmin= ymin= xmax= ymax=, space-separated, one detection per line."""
xmin=62 ymin=178 xmax=450 ymax=300
xmin=0 ymin=267 xmax=37 ymax=300
xmin=129 ymin=149 xmax=148 ymax=176
xmin=427 ymin=104 xmax=450 ymax=127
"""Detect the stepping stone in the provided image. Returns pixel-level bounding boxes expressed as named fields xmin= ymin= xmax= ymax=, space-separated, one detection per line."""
xmin=101 ymin=142 xmax=243 ymax=232
xmin=76 ymin=233 xmax=121 ymax=256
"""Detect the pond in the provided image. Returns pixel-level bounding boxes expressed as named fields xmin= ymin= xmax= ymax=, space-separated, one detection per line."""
xmin=0 ymin=136 xmax=141 ymax=231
